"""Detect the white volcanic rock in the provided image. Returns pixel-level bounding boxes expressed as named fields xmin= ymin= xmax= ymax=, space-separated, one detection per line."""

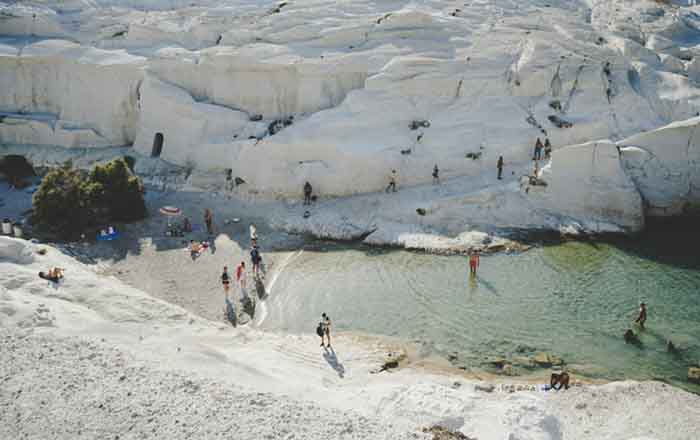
xmin=2 ymin=0 xmax=700 ymax=232
xmin=532 ymin=141 xmax=644 ymax=232
xmin=619 ymin=117 xmax=700 ymax=215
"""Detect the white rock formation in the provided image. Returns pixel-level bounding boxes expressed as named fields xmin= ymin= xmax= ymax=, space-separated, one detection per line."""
xmin=619 ymin=117 xmax=700 ymax=215
xmin=2 ymin=0 xmax=700 ymax=233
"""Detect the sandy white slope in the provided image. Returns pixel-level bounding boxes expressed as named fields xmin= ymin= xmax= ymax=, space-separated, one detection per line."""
xmin=2 ymin=235 xmax=700 ymax=440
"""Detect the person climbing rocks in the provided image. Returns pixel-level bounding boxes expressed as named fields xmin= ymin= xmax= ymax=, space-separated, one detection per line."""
xmin=321 ymin=313 xmax=332 ymax=348
xmin=304 ymin=181 xmax=313 ymax=205
xmin=386 ymin=169 xmax=398 ymax=193
xmin=432 ymin=164 xmax=440 ymax=185
xmin=250 ymin=246 xmax=262 ymax=277
xmin=221 ymin=266 xmax=231 ymax=297
xmin=204 ymin=208 xmax=213 ymax=235
xmin=634 ymin=302 xmax=647 ymax=328
xmin=533 ymin=138 xmax=544 ymax=160
xmin=497 ymin=156 xmax=504 ymax=180
xmin=544 ymin=138 xmax=552 ymax=160
xmin=236 ymin=261 xmax=247 ymax=297
xmin=468 ymin=250 xmax=480 ymax=275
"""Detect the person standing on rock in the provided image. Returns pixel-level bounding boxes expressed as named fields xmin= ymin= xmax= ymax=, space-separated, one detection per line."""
xmin=249 ymin=223 xmax=258 ymax=246
xmin=544 ymin=138 xmax=552 ymax=160
xmin=497 ymin=156 xmax=504 ymax=180
xmin=221 ymin=266 xmax=231 ymax=298
xmin=533 ymin=138 xmax=543 ymax=161
xmin=468 ymin=250 xmax=480 ymax=276
xmin=204 ymin=208 xmax=214 ymax=235
xmin=634 ymin=302 xmax=647 ymax=329
xmin=432 ymin=164 xmax=440 ymax=185
xmin=250 ymin=245 xmax=262 ymax=277
xmin=304 ymin=181 xmax=313 ymax=205
xmin=386 ymin=170 xmax=398 ymax=193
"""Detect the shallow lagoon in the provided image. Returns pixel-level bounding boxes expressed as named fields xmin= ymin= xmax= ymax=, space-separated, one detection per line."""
xmin=261 ymin=220 xmax=700 ymax=391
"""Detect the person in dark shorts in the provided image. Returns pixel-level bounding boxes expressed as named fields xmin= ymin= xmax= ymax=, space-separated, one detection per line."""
xmin=304 ymin=181 xmax=313 ymax=205
xmin=250 ymin=246 xmax=262 ymax=276
xmin=204 ymin=208 xmax=213 ymax=235
xmin=533 ymin=138 xmax=543 ymax=160
xmin=497 ymin=156 xmax=504 ymax=180
xmin=544 ymin=138 xmax=552 ymax=160
xmin=221 ymin=266 xmax=231 ymax=297
xmin=432 ymin=164 xmax=440 ymax=184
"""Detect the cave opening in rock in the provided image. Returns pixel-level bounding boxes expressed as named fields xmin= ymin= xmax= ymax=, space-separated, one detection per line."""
xmin=0 ymin=154 xmax=36 ymax=187
xmin=151 ymin=133 xmax=164 ymax=158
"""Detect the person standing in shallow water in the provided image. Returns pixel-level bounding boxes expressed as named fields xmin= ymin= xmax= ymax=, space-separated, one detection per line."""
xmin=634 ymin=302 xmax=647 ymax=328
xmin=432 ymin=164 xmax=440 ymax=184
xmin=497 ymin=156 xmax=504 ymax=180
xmin=468 ymin=250 xmax=479 ymax=275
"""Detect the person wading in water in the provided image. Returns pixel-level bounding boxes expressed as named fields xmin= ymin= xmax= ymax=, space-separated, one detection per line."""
xmin=469 ymin=250 xmax=480 ymax=276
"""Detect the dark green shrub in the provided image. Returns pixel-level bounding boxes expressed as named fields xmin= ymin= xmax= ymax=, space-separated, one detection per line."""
xmin=89 ymin=158 xmax=146 ymax=222
xmin=32 ymin=158 xmax=146 ymax=239
xmin=32 ymin=162 xmax=94 ymax=238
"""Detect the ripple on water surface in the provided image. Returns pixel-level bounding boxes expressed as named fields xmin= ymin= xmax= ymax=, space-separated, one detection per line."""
xmin=261 ymin=235 xmax=700 ymax=392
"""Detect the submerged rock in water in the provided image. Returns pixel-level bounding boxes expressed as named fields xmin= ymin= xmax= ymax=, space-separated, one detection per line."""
xmin=689 ymin=367 xmax=700 ymax=384
xmin=532 ymin=352 xmax=563 ymax=367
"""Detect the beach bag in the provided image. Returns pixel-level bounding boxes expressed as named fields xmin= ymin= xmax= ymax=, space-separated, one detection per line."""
xmin=316 ymin=323 xmax=324 ymax=337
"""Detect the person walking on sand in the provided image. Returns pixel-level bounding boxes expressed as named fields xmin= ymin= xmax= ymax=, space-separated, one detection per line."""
xmin=204 ymin=208 xmax=214 ymax=235
xmin=385 ymin=169 xmax=398 ymax=193
xmin=236 ymin=261 xmax=247 ymax=296
xmin=634 ymin=302 xmax=647 ymax=329
xmin=304 ymin=181 xmax=313 ymax=205
xmin=497 ymin=156 xmax=504 ymax=180
xmin=533 ymin=138 xmax=543 ymax=161
xmin=221 ymin=266 xmax=231 ymax=298
xmin=432 ymin=164 xmax=440 ymax=185
xmin=468 ymin=250 xmax=479 ymax=276
xmin=250 ymin=246 xmax=262 ymax=277
xmin=321 ymin=313 xmax=332 ymax=348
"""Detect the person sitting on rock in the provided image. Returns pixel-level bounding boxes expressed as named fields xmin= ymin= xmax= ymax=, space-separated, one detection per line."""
xmin=189 ymin=240 xmax=202 ymax=260
xmin=550 ymin=371 xmax=570 ymax=390
xmin=40 ymin=267 xmax=64 ymax=283
xmin=304 ymin=181 xmax=313 ymax=205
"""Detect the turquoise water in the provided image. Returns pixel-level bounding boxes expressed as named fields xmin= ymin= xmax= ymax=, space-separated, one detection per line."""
xmin=261 ymin=224 xmax=700 ymax=391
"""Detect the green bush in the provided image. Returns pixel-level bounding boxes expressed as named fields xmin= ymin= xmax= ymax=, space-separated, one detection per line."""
xmin=32 ymin=158 xmax=146 ymax=239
